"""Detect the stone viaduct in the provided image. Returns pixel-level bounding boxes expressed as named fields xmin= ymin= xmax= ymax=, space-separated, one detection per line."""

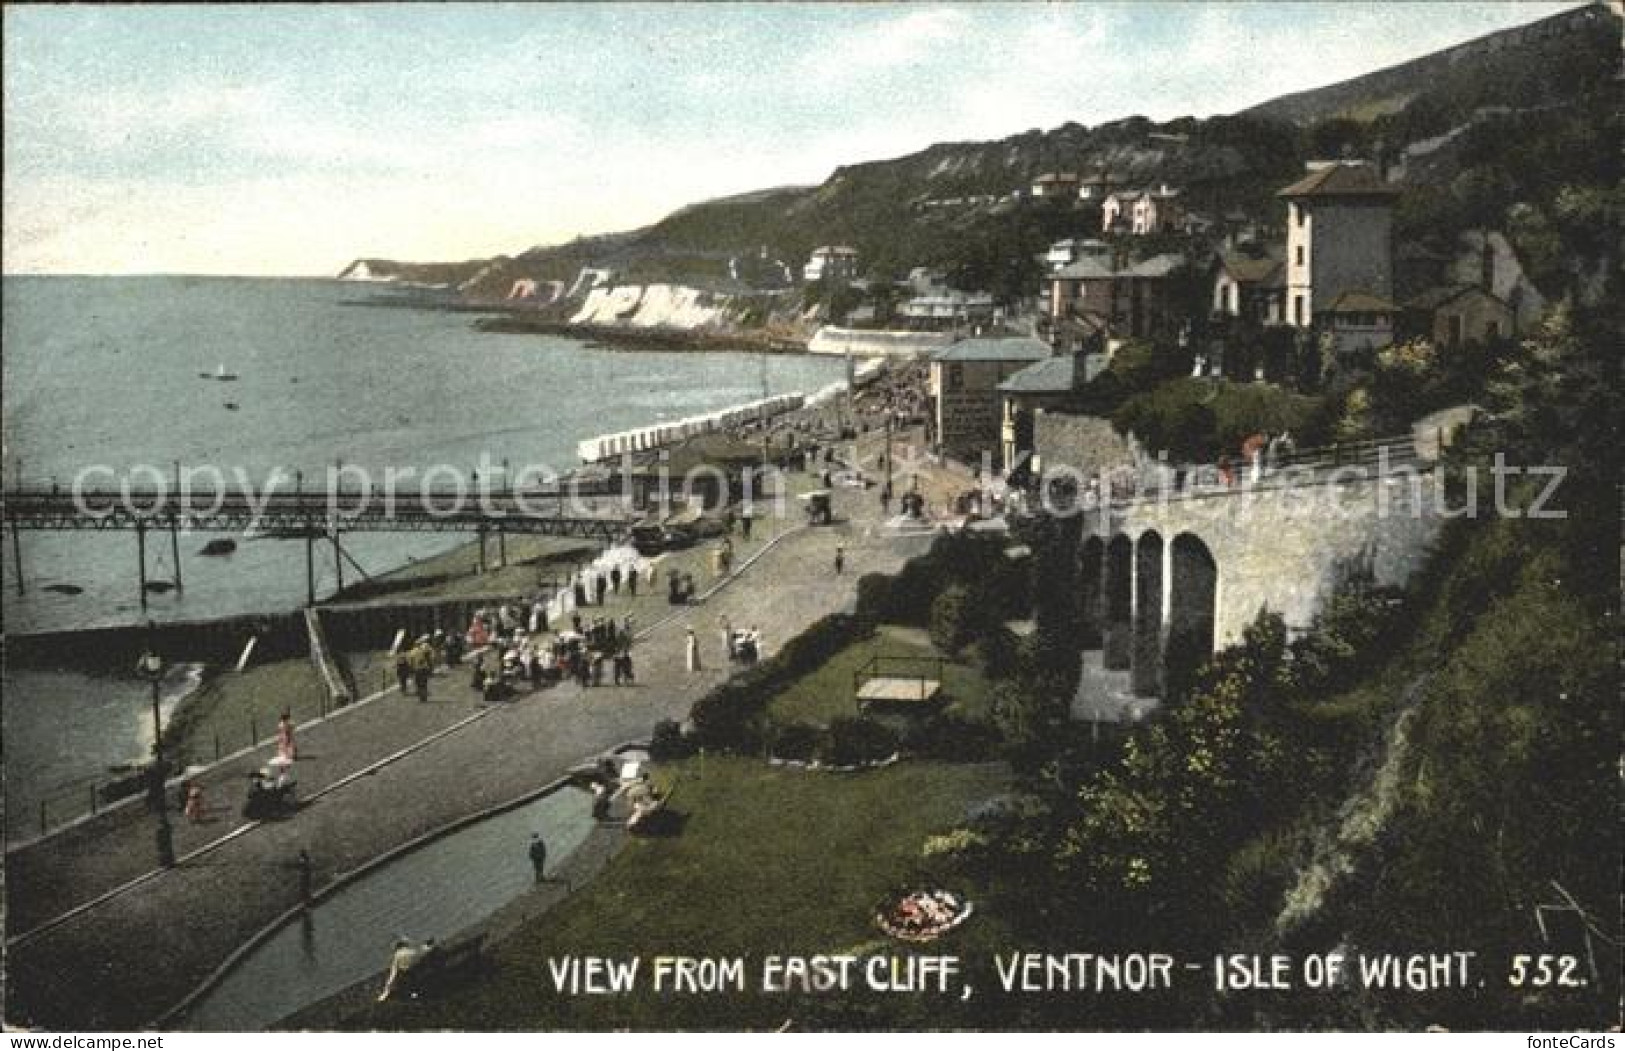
xmin=1073 ymin=452 xmax=1447 ymax=698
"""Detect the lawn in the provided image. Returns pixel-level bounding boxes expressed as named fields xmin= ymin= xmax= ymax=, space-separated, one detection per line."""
xmin=164 ymin=658 xmax=330 ymax=767
xmin=355 ymin=755 xmax=1012 ymax=1031
xmin=768 ymin=626 xmax=996 ymax=727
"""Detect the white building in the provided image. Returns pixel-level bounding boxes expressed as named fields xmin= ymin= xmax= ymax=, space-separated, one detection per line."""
xmin=804 ymin=245 xmax=860 ymax=283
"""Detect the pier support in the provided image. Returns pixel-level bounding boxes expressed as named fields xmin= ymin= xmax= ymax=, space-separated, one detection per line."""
xmin=10 ymin=525 xmax=23 ymax=596
xmin=332 ymin=531 xmax=345 ymax=595
xmin=305 ymin=532 xmax=316 ymax=607
xmin=137 ymin=522 xmax=149 ymax=610
xmin=168 ymin=515 xmax=184 ymax=594
xmin=498 ymin=528 xmax=507 ymax=568
xmin=476 ymin=525 xmax=488 ymax=574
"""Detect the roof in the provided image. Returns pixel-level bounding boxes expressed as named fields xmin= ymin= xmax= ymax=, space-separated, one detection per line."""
xmin=998 ymin=355 xmax=1076 ymax=394
xmin=1405 ymin=284 xmax=1510 ymax=312
xmin=811 ymin=245 xmax=858 ymax=256
xmin=1324 ymin=291 xmax=1398 ymax=314
xmin=931 ymin=336 xmax=1052 ymax=363
xmin=1050 ymin=252 xmax=1184 ymax=281
xmin=1277 ymin=163 xmax=1401 ymax=199
xmin=1034 ymin=172 xmax=1080 ymax=183
xmin=1217 ymin=251 xmax=1283 ymax=286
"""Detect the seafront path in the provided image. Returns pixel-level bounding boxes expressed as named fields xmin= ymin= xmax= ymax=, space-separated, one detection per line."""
xmin=4 ymin=442 xmax=975 ymax=1030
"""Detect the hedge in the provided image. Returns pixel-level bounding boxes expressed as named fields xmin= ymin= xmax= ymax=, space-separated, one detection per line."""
xmin=687 ymin=612 xmax=870 ymax=754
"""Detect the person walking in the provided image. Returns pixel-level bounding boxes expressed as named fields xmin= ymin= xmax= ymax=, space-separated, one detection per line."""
xmin=627 ymin=567 xmax=639 ymax=598
xmin=409 ymin=638 xmax=434 ymax=701
xmin=610 ymin=566 xmax=622 ymax=595
xmin=276 ymin=710 xmax=297 ymax=763
xmin=573 ymin=577 xmax=588 ymax=609
xmin=595 ymin=573 xmax=608 ymax=607
xmin=685 ymin=628 xmax=702 ymax=673
xmin=394 ymin=644 xmax=412 ymax=694
xmin=529 ymin=832 xmax=548 ymax=881
xmin=184 ymin=782 xmax=205 ymax=823
xmin=834 ymin=544 xmax=845 ymax=575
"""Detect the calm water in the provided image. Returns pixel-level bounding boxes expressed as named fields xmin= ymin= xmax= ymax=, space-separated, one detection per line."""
xmin=1 ymin=276 xmax=842 ymax=821
xmin=1 ymin=275 xmax=844 ymax=632
xmin=183 ymin=785 xmax=596 ymax=1031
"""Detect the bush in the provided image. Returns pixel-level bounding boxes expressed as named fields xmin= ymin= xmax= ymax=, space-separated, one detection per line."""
xmin=979 ymin=624 xmax=1021 ymax=680
xmin=929 ymin=584 xmax=978 ymax=655
xmin=689 ymin=613 xmax=868 ymax=754
xmin=826 ymin=716 xmax=899 ymax=767
xmin=769 ymin=722 xmax=824 ymax=763
xmin=648 ymin=719 xmax=693 ymax=762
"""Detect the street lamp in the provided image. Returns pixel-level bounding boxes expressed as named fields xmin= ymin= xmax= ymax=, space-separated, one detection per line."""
xmin=137 ymin=644 xmax=175 ymax=867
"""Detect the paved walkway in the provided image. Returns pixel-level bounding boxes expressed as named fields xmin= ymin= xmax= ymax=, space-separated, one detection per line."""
xmin=4 ymin=453 xmax=955 ymax=1030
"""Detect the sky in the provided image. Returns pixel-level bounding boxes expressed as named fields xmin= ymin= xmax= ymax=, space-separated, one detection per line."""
xmin=3 ymin=2 xmax=1582 ymax=277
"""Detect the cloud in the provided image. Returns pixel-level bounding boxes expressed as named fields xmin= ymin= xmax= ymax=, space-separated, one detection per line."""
xmin=802 ymin=7 xmax=971 ymax=76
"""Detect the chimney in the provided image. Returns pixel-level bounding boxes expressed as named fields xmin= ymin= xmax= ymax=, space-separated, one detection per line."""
xmin=1480 ymin=237 xmax=1496 ymax=293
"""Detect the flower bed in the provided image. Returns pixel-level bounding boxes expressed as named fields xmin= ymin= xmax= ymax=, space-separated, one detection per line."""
xmin=874 ymin=889 xmax=973 ymax=942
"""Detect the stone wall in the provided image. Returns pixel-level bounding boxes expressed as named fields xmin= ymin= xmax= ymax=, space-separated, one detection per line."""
xmin=1033 ymin=411 xmax=1137 ymax=479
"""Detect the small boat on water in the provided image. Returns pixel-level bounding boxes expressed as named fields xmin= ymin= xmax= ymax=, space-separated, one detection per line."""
xmin=200 ymin=538 xmax=237 ymax=556
xmin=198 ymin=363 xmax=239 ymax=381
xmin=223 ymin=402 xmax=240 ymax=411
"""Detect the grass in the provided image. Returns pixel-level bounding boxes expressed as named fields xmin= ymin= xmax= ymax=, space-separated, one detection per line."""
xmin=768 ymin=628 xmax=996 ymax=727
xmin=164 ymin=658 xmax=330 ymax=768
xmin=355 ymin=755 xmax=1011 ymax=1031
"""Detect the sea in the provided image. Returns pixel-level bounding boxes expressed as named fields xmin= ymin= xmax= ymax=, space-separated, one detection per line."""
xmin=0 ymin=275 xmax=845 ymax=832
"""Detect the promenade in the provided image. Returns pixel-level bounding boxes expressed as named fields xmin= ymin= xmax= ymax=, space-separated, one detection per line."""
xmin=3 ymin=449 xmax=961 ymax=1030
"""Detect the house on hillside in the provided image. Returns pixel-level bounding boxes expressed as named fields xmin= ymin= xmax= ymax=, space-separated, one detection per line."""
xmin=1403 ymin=285 xmax=1514 ymax=346
xmin=1077 ymin=171 xmax=1124 ymax=202
xmin=1101 ymin=192 xmax=1134 ymax=234
xmin=1211 ymin=247 xmax=1286 ymax=325
xmin=1031 ymin=172 xmax=1081 ymax=199
xmin=928 ymin=336 xmax=1052 ymax=468
xmin=997 ymin=351 xmax=1101 ymax=475
xmin=1045 ymin=252 xmax=1185 ymax=341
xmin=1101 ymin=186 xmax=1184 ymax=235
xmin=900 ymin=289 xmax=996 ymax=328
xmin=1279 ymin=160 xmax=1400 ymax=333
xmin=1321 ymin=291 xmax=1397 ymax=357
xmin=1130 ymin=186 xmax=1184 ymax=235
xmin=804 ymin=245 xmax=860 ymax=283
xmin=1046 ymin=237 xmax=1110 ymax=271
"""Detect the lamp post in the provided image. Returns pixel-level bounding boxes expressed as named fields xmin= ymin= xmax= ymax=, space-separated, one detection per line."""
xmin=138 ymin=646 xmax=175 ymax=868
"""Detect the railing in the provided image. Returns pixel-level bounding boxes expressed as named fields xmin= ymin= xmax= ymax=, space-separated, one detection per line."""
xmin=1084 ymin=433 xmax=1426 ymax=506
xmin=853 ymin=653 xmax=946 ymax=698
xmin=0 ymin=483 xmax=637 ymax=537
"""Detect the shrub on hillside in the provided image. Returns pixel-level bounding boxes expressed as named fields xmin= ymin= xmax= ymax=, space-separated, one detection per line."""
xmin=929 ymin=584 xmax=979 ymax=655
xmin=649 ymin=718 xmax=694 ymax=761
xmin=826 ymin=716 xmax=899 ymax=767
xmin=769 ymin=722 xmax=824 ymax=764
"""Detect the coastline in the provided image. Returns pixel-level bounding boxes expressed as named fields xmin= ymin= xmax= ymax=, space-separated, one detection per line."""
xmin=335 ymin=284 xmax=810 ymax=355
xmin=472 ymin=312 xmax=809 ymax=355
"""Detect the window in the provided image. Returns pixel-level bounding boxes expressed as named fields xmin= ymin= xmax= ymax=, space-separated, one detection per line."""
xmin=948 ymin=364 xmax=965 ymax=391
xmin=1293 ymin=295 xmax=1305 ymax=325
xmin=1485 ymin=321 xmax=1501 ymax=340
xmin=1295 ymin=245 xmax=1305 ymax=266
xmin=1447 ymin=315 xmax=1464 ymax=346
xmin=1294 ymin=203 xmax=1304 ymax=227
